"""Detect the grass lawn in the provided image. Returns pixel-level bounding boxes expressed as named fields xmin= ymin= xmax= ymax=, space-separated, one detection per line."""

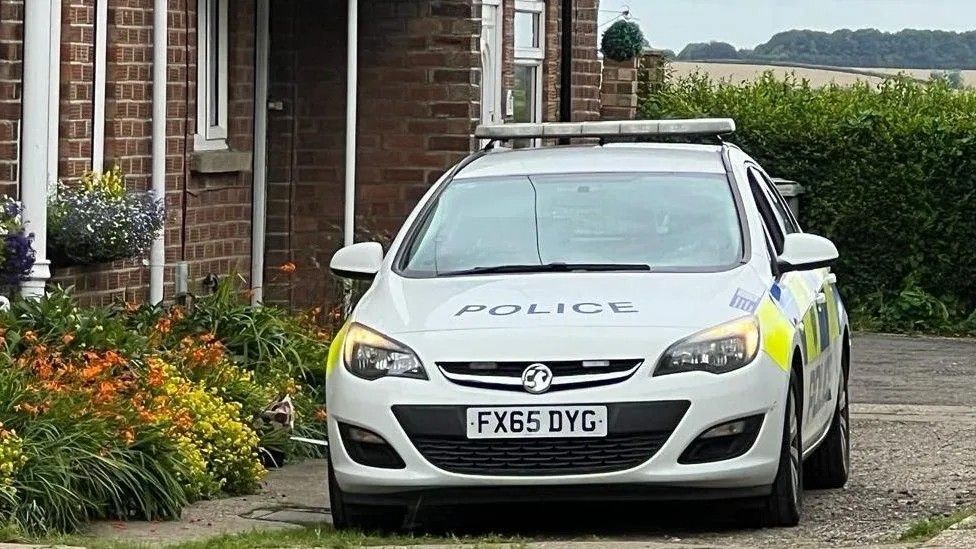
xmin=898 ymin=507 xmax=975 ymax=542
xmin=36 ymin=526 xmax=525 ymax=549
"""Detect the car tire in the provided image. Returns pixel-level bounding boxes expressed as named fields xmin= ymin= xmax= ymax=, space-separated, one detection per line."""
xmin=759 ymin=368 xmax=803 ymax=527
xmin=327 ymin=456 xmax=404 ymax=532
xmin=804 ymin=357 xmax=850 ymax=489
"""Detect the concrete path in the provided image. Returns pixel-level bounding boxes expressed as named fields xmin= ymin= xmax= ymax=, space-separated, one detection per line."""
xmin=83 ymin=333 xmax=975 ymax=548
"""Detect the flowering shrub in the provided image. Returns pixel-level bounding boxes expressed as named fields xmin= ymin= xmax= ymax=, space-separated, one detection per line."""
xmin=0 ymin=197 xmax=35 ymax=286
xmin=47 ymin=166 xmax=164 ymax=265
xmin=0 ymin=285 xmax=331 ymax=534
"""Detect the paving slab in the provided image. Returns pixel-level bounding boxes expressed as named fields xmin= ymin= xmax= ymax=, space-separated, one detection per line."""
xmin=921 ymin=514 xmax=976 ymax=549
xmin=84 ymin=460 xmax=327 ymax=546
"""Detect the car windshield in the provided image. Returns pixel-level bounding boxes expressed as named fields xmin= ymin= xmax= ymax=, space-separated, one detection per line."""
xmin=398 ymin=172 xmax=743 ymax=277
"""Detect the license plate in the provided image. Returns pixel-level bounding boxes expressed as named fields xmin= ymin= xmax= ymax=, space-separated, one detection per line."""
xmin=466 ymin=406 xmax=608 ymax=439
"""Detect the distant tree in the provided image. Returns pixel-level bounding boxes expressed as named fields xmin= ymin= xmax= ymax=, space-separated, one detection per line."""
xmin=737 ymin=28 xmax=976 ymax=69
xmin=677 ymin=41 xmax=739 ymax=60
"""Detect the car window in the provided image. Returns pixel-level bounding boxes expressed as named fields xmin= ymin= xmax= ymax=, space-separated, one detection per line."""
xmin=757 ymin=170 xmax=801 ymax=233
xmin=747 ymin=168 xmax=785 ymax=255
xmin=399 ymin=172 xmax=743 ymax=276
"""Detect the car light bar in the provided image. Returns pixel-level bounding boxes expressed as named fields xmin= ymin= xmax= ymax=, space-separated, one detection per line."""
xmin=474 ymin=118 xmax=735 ymax=140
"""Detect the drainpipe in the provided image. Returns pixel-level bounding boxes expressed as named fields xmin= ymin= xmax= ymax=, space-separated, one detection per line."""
xmin=559 ymin=0 xmax=573 ymax=123
xmin=343 ymin=0 xmax=358 ymax=247
xmin=251 ymin=0 xmax=270 ymax=304
xmin=149 ymin=0 xmax=167 ymax=304
xmin=20 ymin=0 xmax=60 ymax=298
xmin=92 ymin=0 xmax=108 ymax=172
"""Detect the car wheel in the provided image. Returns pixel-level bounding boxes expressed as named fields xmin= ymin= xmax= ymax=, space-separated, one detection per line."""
xmin=804 ymin=362 xmax=850 ymax=489
xmin=327 ymin=456 xmax=404 ymax=532
xmin=759 ymin=368 xmax=803 ymax=527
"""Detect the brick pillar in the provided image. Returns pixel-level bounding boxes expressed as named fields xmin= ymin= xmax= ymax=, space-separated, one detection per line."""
xmin=60 ymin=0 xmax=95 ymax=182
xmin=571 ymin=0 xmax=601 ymax=121
xmin=600 ymin=57 xmax=638 ymax=120
xmin=0 ymin=0 xmax=24 ymax=198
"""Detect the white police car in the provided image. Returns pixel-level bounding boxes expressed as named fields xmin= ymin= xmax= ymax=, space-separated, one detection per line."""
xmin=325 ymin=119 xmax=850 ymax=529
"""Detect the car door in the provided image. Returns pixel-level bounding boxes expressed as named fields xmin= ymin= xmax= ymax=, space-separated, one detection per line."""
xmin=746 ymin=166 xmax=838 ymax=450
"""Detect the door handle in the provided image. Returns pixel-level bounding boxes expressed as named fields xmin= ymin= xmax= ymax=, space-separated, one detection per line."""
xmin=826 ymin=273 xmax=837 ymax=284
xmin=816 ymin=292 xmax=827 ymax=305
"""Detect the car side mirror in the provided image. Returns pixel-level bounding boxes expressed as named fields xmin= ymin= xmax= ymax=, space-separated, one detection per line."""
xmin=330 ymin=242 xmax=384 ymax=280
xmin=777 ymin=233 xmax=838 ymax=273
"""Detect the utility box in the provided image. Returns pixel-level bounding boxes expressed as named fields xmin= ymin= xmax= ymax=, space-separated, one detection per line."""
xmin=772 ymin=178 xmax=805 ymax=220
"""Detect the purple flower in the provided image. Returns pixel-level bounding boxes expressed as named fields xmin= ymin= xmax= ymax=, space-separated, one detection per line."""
xmin=1 ymin=231 xmax=34 ymax=284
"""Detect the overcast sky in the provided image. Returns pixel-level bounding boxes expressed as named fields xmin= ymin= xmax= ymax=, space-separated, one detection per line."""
xmin=597 ymin=0 xmax=976 ymax=52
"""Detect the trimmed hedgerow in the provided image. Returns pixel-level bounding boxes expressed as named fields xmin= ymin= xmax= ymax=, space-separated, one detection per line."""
xmin=640 ymin=73 xmax=976 ymax=334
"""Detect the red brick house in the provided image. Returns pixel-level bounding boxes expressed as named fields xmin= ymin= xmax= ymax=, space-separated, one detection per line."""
xmin=1 ymin=0 xmax=634 ymax=309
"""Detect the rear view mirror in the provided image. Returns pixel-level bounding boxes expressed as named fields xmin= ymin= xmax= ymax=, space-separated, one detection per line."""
xmin=330 ymin=242 xmax=384 ymax=280
xmin=777 ymin=233 xmax=838 ymax=273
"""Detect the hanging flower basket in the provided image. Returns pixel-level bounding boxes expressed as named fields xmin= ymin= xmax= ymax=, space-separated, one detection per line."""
xmin=601 ymin=20 xmax=645 ymax=63
xmin=48 ymin=166 xmax=165 ymax=266
xmin=0 ymin=197 xmax=36 ymax=286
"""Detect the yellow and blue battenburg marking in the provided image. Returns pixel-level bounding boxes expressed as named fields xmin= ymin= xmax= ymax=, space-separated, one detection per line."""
xmin=327 ymin=321 xmax=350 ymax=375
xmin=755 ymin=295 xmax=794 ymax=371
xmin=753 ymin=268 xmax=843 ymax=372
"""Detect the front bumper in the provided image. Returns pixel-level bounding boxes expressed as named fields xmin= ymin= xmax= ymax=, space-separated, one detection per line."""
xmin=327 ymin=341 xmax=789 ymax=500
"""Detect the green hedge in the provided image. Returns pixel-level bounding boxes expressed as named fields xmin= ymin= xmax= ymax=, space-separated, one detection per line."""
xmin=640 ymin=73 xmax=976 ymax=333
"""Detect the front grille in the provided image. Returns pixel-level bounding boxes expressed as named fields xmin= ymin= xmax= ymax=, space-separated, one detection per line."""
xmin=393 ymin=402 xmax=689 ymax=476
xmin=437 ymin=359 xmax=643 ymax=392
xmin=438 ymin=359 xmax=641 ymax=377
xmin=409 ymin=433 xmax=670 ymax=476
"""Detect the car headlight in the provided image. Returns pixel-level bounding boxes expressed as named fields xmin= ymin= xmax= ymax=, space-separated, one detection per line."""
xmin=342 ymin=323 xmax=427 ymax=380
xmin=655 ymin=316 xmax=760 ymax=376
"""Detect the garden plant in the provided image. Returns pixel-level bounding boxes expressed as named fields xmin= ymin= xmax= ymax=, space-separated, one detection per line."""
xmin=0 ymin=279 xmax=330 ymax=534
xmin=47 ymin=166 xmax=165 ymax=266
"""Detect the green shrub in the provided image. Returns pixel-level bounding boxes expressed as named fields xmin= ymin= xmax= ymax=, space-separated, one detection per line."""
xmin=641 ymin=73 xmax=976 ymax=333
xmin=601 ymin=20 xmax=645 ymax=62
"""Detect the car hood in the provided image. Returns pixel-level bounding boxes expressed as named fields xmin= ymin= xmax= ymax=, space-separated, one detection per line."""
xmin=354 ymin=266 xmax=767 ymax=335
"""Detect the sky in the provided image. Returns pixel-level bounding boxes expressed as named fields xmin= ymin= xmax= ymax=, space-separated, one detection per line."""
xmin=597 ymin=0 xmax=976 ymax=52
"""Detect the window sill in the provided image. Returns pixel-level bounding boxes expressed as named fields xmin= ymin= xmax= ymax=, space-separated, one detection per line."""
xmin=190 ymin=149 xmax=252 ymax=174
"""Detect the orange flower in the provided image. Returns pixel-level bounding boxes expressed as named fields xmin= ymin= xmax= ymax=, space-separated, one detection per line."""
xmin=279 ymin=261 xmax=297 ymax=274
xmin=23 ymin=331 xmax=37 ymax=344
xmin=62 ymin=333 xmax=75 ymax=345
xmin=313 ymin=408 xmax=328 ymax=422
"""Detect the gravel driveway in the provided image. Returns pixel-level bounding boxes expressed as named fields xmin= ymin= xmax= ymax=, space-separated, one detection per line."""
xmin=94 ymin=333 xmax=975 ymax=548
xmin=409 ymin=334 xmax=976 ymax=547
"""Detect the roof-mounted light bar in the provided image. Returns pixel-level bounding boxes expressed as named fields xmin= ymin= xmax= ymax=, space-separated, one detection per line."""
xmin=474 ymin=118 xmax=735 ymax=140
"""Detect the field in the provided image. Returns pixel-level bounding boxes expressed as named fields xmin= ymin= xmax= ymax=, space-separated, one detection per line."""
xmin=672 ymin=61 xmax=976 ymax=87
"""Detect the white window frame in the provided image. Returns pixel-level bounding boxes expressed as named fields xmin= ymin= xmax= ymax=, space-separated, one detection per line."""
xmin=513 ymin=0 xmax=545 ymax=125
xmin=480 ymin=0 xmax=504 ymax=126
xmin=195 ymin=0 xmax=229 ymax=151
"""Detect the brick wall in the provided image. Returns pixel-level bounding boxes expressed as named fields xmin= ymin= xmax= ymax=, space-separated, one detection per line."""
xmin=60 ymin=0 xmax=95 ymax=182
xmin=0 ymin=0 xmax=22 ymax=198
xmin=571 ymin=0 xmax=601 ymax=121
xmin=51 ymin=0 xmax=254 ymax=306
xmin=600 ymin=57 xmax=638 ymax=120
xmin=11 ymin=0 xmax=604 ymax=309
xmin=264 ymin=0 xmax=480 ymax=308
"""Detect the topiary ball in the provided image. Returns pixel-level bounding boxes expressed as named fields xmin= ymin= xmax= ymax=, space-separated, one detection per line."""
xmin=601 ymin=20 xmax=645 ymax=62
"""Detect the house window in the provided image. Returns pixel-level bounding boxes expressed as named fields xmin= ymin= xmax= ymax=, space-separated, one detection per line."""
xmin=513 ymin=0 xmax=545 ymax=124
xmin=196 ymin=0 xmax=228 ymax=151
xmin=513 ymin=0 xmax=544 ymax=146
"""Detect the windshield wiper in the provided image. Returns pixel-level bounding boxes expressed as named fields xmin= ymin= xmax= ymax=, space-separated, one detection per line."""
xmin=438 ymin=262 xmax=652 ymax=277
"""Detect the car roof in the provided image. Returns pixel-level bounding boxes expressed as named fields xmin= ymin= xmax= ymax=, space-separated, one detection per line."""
xmin=454 ymin=143 xmax=727 ymax=180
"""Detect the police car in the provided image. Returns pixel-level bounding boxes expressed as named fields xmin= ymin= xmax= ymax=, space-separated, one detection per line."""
xmin=325 ymin=119 xmax=850 ymax=529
